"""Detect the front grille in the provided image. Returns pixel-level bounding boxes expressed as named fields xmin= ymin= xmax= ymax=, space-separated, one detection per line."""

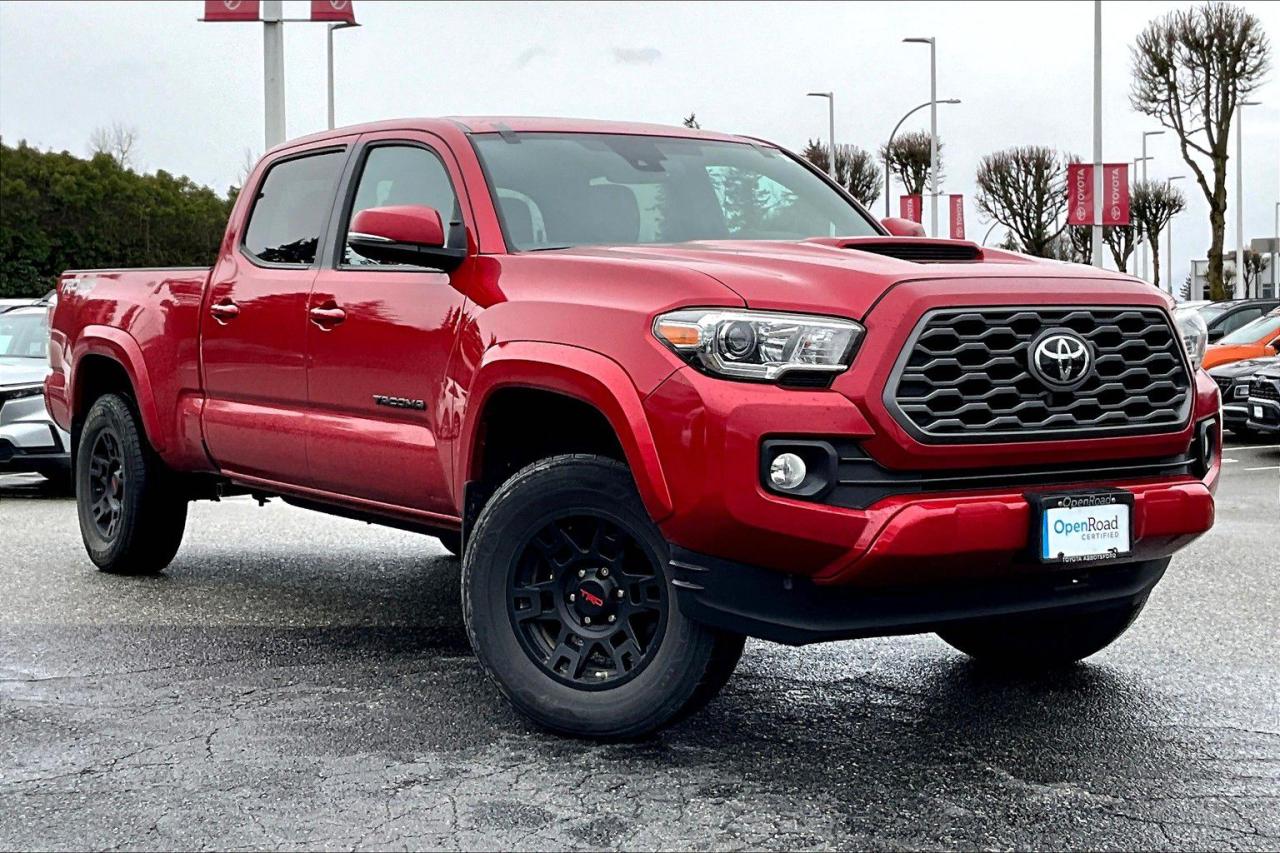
xmin=1253 ymin=380 xmax=1280 ymax=401
xmin=848 ymin=241 xmax=981 ymax=263
xmin=887 ymin=306 xmax=1193 ymax=441
xmin=1213 ymin=375 xmax=1234 ymax=395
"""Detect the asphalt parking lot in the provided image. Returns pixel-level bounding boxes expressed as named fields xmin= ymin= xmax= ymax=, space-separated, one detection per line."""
xmin=1 ymin=440 xmax=1277 ymax=851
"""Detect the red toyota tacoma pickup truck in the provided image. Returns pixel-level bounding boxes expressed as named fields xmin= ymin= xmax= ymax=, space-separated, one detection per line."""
xmin=46 ymin=117 xmax=1219 ymax=738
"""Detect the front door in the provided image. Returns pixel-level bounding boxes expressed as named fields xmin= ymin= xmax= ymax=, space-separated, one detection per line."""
xmin=305 ymin=133 xmax=470 ymax=516
xmin=201 ymin=145 xmax=349 ymax=484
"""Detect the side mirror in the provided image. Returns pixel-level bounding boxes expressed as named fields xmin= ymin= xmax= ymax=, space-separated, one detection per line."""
xmin=348 ymin=205 xmax=466 ymax=271
xmin=1207 ymin=327 xmax=1226 ymax=343
xmin=881 ymin=217 xmax=927 ymax=238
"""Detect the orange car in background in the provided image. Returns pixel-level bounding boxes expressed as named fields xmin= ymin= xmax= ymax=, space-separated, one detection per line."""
xmin=1203 ymin=308 xmax=1280 ymax=369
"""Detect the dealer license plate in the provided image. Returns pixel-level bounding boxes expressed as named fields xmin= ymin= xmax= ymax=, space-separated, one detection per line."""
xmin=1031 ymin=491 xmax=1133 ymax=564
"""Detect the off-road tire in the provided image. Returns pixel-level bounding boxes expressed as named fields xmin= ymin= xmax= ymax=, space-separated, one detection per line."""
xmin=462 ymin=454 xmax=743 ymax=738
xmin=76 ymin=393 xmax=187 ymax=575
xmin=937 ymin=595 xmax=1148 ymax=669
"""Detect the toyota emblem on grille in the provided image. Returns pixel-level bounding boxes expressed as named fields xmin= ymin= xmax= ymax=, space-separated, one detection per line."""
xmin=1029 ymin=330 xmax=1092 ymax=390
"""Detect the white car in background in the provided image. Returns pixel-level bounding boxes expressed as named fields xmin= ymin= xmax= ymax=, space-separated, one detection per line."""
xmin=0 ymin=303 xmax=71 ymax=486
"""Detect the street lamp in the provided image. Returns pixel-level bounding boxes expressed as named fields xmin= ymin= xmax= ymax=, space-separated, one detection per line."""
xmin=883 ymin=98 xmax=960 ymax=218
xmin=1140 ymin=130 xmax=1164 ymax=281
xmin=806 ymin=92 xmax=835 ymax=180
xmin=1236 ymin=100 xmax=1261 ymax=298
xmin=1166 ymin=175 xmax=1185 ymax=297
xmin=327 ymin=20 xmax=361 ymax=130
xmin=904 ymin=37 xmax=938 ymax=237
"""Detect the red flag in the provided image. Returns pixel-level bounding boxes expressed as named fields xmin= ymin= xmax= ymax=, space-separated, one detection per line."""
xmin=899 ymin=195 xmax=922 ymax=224
xmin=202 ymin=0 xmax=260 ymax=21
xmin=1066 ymin=163 xmax=1093 ymax=226
xmin=949 ymin=194 xmax=965 ymax=240
xmin=311 ymin=0 xmax=356 ymax=22
xmin=1102 ymin=163 xmax=1130 ymax=225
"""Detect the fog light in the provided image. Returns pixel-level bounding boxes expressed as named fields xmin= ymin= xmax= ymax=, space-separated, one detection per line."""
xmin=769 ymin=452 xmax=807 ymax=490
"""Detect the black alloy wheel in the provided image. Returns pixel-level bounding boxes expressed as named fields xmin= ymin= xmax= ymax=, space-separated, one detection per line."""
xmin=508 ymin=514 xmax=668 ymax=690
xmin=87 ymin=429 xmax=126 ymax=540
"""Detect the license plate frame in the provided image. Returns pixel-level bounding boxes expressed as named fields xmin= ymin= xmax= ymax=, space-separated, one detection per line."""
xmin=1028 ymin=489 xmax=1134 ymax=565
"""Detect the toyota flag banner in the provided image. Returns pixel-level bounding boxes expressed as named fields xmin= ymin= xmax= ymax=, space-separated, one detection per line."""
xmin=949 ymin=195 xmax=965 ymax=240
xmin=311 ymin=0 xmax=357 ymax=22
xmin=899 ymin=195 xmax=922 ymax=224
xmin=1101 ymin=164 xmax=1129 ymax=225
xmin=1067 ymin=163 xmax=1093 ymax=226
xmin=203 ymin=0 xmax=260 ymax=21
xmin=1066 ymin=163 xmax=1130 ymax=226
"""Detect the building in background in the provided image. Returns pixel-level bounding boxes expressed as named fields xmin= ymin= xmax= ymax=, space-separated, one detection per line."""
xmin=1189 ymin=241 xmax=1277 ymax=301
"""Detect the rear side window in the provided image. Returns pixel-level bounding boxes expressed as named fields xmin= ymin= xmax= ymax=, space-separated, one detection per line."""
xmin=243 ymin=151 xmax=345 ymax=265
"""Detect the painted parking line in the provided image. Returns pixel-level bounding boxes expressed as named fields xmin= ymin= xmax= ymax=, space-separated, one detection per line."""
xmin=1243 ymin=465 xmax=1280 ymax=472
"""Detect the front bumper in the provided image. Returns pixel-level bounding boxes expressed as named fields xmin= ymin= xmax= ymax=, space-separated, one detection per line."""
xmin=1245 ymin=397 xmax=1280 ymax=433
xmin=0 ymin=390 xmax=71 ymax=472
xmin=645 ymin=365 xmax=1218 ymax=588
xmin=672 ymin=546 xmax=1170 ymax=645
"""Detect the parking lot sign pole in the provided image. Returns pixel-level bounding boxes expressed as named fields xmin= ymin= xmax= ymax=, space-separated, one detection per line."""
xmin=1091 ymin=1 xmax=1104 ymax=268
xmin=262 ymin=0 xmax=286 ymax=149
xmin=806 ymin=92 xmax=835 ymax=180
xmin=1236 ymin=101 xmax=1261 ymax=298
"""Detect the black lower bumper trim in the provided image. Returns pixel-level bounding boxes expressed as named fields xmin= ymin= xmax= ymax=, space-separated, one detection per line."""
xmin=670 ymin=546 xmax=1170 ymax=646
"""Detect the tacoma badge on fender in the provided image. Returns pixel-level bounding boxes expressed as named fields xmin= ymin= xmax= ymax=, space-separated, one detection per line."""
xmin=372 ymin=394 xmax=426 ymax=410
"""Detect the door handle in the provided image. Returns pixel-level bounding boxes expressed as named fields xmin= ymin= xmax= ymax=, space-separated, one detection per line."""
xmin=309 ymin=305 xmax=346 ymax=329
xmin=209 ymin=299 xmax=240 ymax=324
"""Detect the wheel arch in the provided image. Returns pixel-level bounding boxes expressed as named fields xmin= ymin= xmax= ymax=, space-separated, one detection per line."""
xmin=458 ymin=341 xmax=675 ymax=525
xmin=69 ymin=327 xmax=165 ymax=454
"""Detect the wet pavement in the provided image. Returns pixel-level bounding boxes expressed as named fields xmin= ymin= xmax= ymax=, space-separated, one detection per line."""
xmin=1 ymin=439 xmax=1277 ymax=850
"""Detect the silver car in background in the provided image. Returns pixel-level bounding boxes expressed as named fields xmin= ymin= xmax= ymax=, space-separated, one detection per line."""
xmin=0 ymin=304 xmax=71 ymax=485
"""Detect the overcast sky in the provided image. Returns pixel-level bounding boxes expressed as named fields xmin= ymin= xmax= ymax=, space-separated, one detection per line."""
xmin=1 ymin=0 xmax=1277 ymax=288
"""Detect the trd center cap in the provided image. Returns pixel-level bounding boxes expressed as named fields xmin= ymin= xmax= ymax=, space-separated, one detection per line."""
xmin=572 ymin=576 xmax=615 ymax=619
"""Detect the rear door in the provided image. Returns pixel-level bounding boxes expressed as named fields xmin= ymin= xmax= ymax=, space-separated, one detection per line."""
xmin=201 ymin=143 xmax=349 ymax=484
xmin=304 ymin=131 xmax=472 ymax=515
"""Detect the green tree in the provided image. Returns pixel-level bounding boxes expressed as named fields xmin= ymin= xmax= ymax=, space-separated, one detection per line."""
xmin=1131 ymin=2 xmax=1271 ymax=300
xmin=0 ymin=141 xmax=233 ymax=297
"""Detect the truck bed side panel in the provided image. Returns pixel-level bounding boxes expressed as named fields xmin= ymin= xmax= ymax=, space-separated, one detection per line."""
xmin=49 ymin=267 xmax=215 ymax=472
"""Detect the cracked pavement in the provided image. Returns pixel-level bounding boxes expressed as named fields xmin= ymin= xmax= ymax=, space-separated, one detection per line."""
xmin=1 ymin=440 xmax=1277 ymax=850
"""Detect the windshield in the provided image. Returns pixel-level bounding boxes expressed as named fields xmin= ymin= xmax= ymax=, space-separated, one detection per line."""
xmin=0 ymin=311 xmax=49 ymax=359
xmin=472 ymin=132 xmax=879 ymax=251
xmin=1218 ymin=312 xmax=1280 ymax=346
xmin=1198 ymin=303 xmax=1237 ymax=323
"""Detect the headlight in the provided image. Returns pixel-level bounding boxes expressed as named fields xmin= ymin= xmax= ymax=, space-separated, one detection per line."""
xmin=1174 ymin=307 xmax=1208 ymax=369
xmin=653 ymin=309 xmax=863 ymax=382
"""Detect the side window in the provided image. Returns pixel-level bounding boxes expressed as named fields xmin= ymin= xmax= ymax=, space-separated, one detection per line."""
xmin=243 ymin=151 xmax=345 ymax=265
xmin=1219 ymin=308 xmax=1261 ymax=335
xmin=344 ymin=145 xmax=460 ymax=266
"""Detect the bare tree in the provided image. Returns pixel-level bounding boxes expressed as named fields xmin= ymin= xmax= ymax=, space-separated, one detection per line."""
xmin=88 ymin=122 xmax=139 ymax=170
xmin=1180 ymin=273 xmax=1193 ymax=301
xmin=802 ymin=140 xmax=883 ymax=208
xmin=1066 ymin=225 xmax=1093 ymax=264
xmin=975 ymin=146 xmax=1067 ymax=258
xmin=682 ymin=114 xmax=700 ymax=130
xmin=880 ymin=130 xmax=941 ymax=196
xmin=1103 ymin=225 xmax=1141 ymax=273
xmin=1131 ymin=2 xmax=1271 ymax=299
xmin=1242 ymin=248 xmax=1270 ymax=295
xmin=1130 ymin=180 xmax=1187 ymax=289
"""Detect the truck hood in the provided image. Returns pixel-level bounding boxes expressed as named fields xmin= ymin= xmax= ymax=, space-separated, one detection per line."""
xmin=537 ymin=239 xmax=1143 ymax=317
xmin=0 ymin=357 xmax=50 ymax=388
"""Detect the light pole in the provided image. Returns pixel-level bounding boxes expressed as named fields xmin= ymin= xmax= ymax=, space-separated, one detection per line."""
xmin=806 ymin=92 xmax=835 ymax=180
xmin=1236 ymin=100 xmax=1261 ymax=298
xmin=1140 ymin=130 xmax=1164 ymax=281
xmin=883 ymin=98 xmax=960 ymax=218
xmin=1166 ymin=175 xmax=1185 ymax=296
xmin=327 ymin=21 xmax=360 ymax=130
xmin=1091 ymin=0 xmax=1104 ymax=267
xmin=904 ymin=37 xmax=938 ymax=237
